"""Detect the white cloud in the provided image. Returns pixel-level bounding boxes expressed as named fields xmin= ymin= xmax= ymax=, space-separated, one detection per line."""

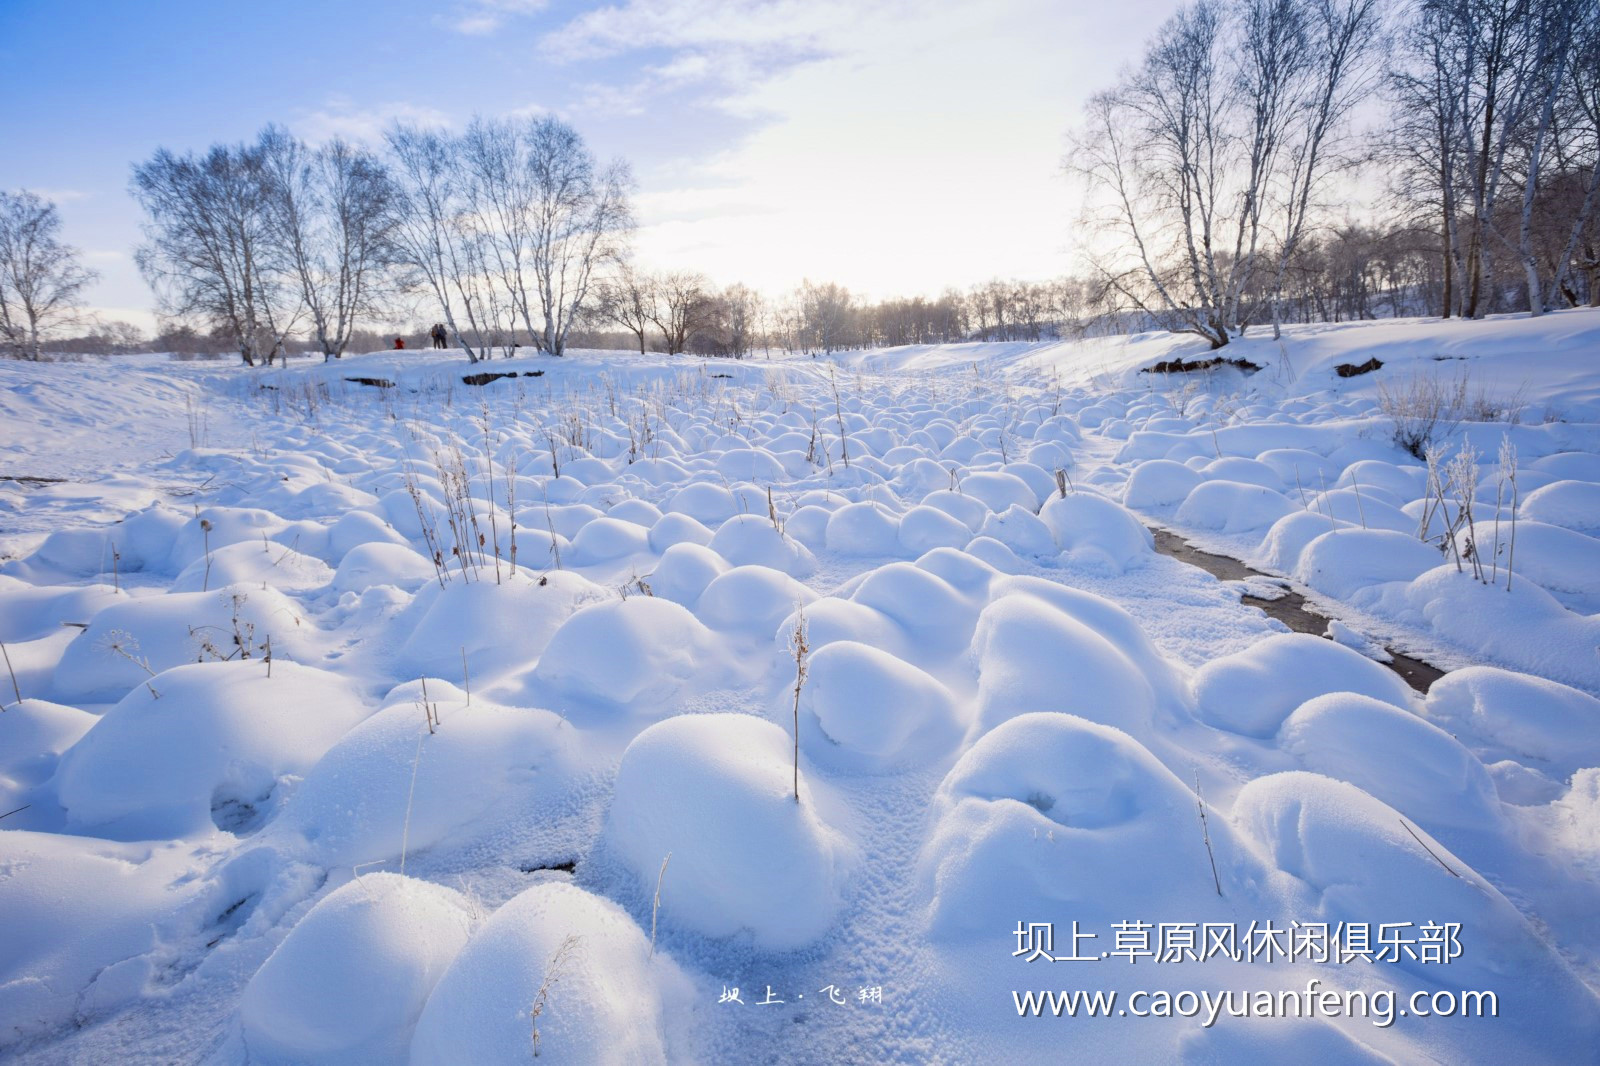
xmin=12 ymin=187 xmax=90 ymax=204
xmin=571 ymin=0 xmax=1180 ymax=297
xmin=294 ymin=98 xmax=456 ymax=146
xmin=442 ymin=0 xmax=549 ymax=36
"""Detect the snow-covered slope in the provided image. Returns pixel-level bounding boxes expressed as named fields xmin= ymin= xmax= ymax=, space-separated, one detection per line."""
xmin=2 ymin=310 xmax=1598 ymax=1063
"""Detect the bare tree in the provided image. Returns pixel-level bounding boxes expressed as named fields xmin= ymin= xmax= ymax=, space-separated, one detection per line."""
xmin=385 ymin=124 xmax=499 ymax=363
xmin=1073 ymin=1 xmax=1245 ymax=347
xmin=598 ymin=263 xmax=655 ymax=354
xmin=132 ymin=136 xmax=300 ymax=366
xmin=650 ymin=271 xmax=710 ymax=355
xmin=524 ymin=119 xmax=634 ymax=355
xmin=799 ymin=279 xmax=853 ymax=353
xmin=0 ymin=191 xmax=97 ymax=360
xmin=260 ymin=127 xmax=397 ymax=360
xmin=723 ymin=283 xmax=760 ymax=358
xmin=1266 ymin=0 xmax=1383 ymax=337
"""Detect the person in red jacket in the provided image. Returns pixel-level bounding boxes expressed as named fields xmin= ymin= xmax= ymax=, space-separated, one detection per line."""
xmin=393 ymin=336 xmax=406 ymax=350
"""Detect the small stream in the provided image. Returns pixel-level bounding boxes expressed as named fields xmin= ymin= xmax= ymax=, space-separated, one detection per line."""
xmin=1150 ymin=528 xmax=1447 ymax=694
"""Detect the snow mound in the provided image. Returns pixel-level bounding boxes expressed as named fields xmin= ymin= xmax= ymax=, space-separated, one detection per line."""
xmin=1175 ymin=480 xmax=1298 ymax=533
xmin=170 ymin=540 xmax=333 ymax=594
xmin=0 ymin=583 xmax=123 ymax=643
xmin=333 ymin=541 xmax=436 ymax=594
xmin=896 ymin=504 xmax=972 ymax=554
xmin=238 ymin=873 xmax=476 ymax=1064
xmin=1278 ymin=693 xmax=1499 ymax=831
xmin=1293 ymin=528 xmax=1443 ymax=599
xmin=0 ymin=698 xmax=95 ymax=806
xmin=1192 ymin=633 xmax=1412 ymax=738
xmin=275 ymin=695 xmax=578 ymax=868
xmin=958 ymin=471 xmax=1038 ymax=513
xmin=918 ymin=488 xmax=990 ymax=531
xmin=55 ymin=660 xmax=369 ymax=839
xmin=1040 ymin=492 xmax=1154 ymax=572
xmin=53 ymin=585 xmax=317 ymax=702
xmin=664 ymin=482 xmax=739 ymax=525
xmin=604 ymin=714 xmax=856 ymax=950
xmin=971 ymin=593 xmax=1158 ymax=736
xmin=1232 ymin=771 xmax=1600 ymax=1033
xmin=1520 ymin=479 xmax=1600 ymax=536
xmin=1423 ymin=666 xmax=1600 ymax=781
xmin=532 ymin=597 xmax=720 ymax=710
xmin=706 ymin=513 xmax=817 ymax=575
xmin=411 ymin=882 xmax=692 ymax=1065
xmin=849 ymin=561 xmax=981 ymax=658
xmin=0 ymin=831 xmax=200 ymax=1047
xmin=646 ymin=542 xmax=729 ymax=606
xmin=647 ymin=511 xmax=713 ymax=552
xmin=567 ymin=515 xmax=651 ymax=563
xmin=1122 ymin=459 xmax=1203 ymax=510
xmin=695 ymin=564 xmax=816 ymax=637
xmin=975 ymin=504 xmax=1056 ymax=558
xmin=398 ymin=569 xmax=600 ymax=681
xmin=920 ymin=713 xmax=1249 ymax=936
xmin=1398 ymin=566 xmax=1600 ymax=693
xmin=799 ymin=640 xmax=963 ymax=772
xmin=825 ymin=501 xmax=904 ymax=556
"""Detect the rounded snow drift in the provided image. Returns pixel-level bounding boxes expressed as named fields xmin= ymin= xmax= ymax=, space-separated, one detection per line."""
xmin=604 ymin=713 xmax=856 ymax=950
xmin=238 ymin=873 xmax=475 ymax=1064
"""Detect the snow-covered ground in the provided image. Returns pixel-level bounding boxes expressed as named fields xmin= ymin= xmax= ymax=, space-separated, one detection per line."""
xmin=2 ymin=310 xmax=1599 ymax=1064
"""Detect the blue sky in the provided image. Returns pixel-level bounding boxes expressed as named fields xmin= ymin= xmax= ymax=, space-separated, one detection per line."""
xmin=0 ymin=0 xmax=1175 ymax=331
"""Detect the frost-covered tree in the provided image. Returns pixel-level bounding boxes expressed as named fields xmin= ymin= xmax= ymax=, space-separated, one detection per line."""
xmin=0 ymin=191 xmax=97 ymax=361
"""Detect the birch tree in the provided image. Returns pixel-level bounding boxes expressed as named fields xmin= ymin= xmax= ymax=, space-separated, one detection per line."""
xmin=260 ymin=127 xmax=398 ymax=360
xmin=132 ymin=137 xmax=299 ymax=366
xmin=0 ymin=191 xmax=96 ymax=360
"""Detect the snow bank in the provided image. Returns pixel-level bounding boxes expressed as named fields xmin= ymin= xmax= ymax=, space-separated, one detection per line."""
xmin=604 ymin=714 xmax=856 ymax=950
